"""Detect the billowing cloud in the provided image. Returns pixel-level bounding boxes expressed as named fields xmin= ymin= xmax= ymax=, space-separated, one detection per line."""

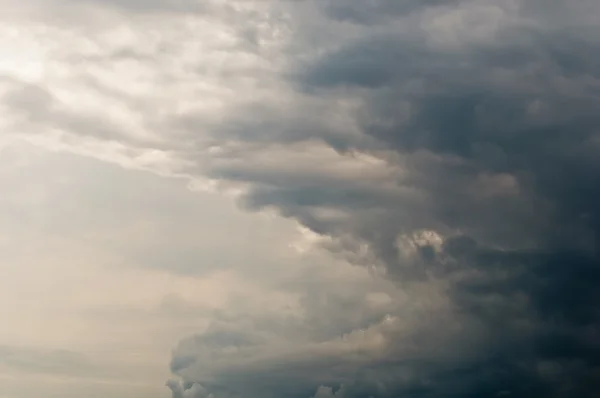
xmin=162 ymin=1 xmax=600 ymax=396
xmin=1 ymin=0 xmax=600 ymax=398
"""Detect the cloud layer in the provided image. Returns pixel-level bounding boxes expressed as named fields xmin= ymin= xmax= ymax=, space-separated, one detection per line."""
xmin=1 ymin=0 xmax=600 ymax=397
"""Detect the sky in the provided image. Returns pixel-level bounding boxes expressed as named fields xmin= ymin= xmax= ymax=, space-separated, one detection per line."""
xmin=0 ymin=1 xmax=599 ymax=398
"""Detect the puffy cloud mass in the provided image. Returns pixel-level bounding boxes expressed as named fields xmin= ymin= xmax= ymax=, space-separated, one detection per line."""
xmin=2 ymin=0 xmax=600 ymax=397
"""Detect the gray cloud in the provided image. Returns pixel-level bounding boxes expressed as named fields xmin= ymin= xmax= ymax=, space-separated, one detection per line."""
xmin=167 ymin=0 xmax=600 ymax=397
xmin=1 ymin=0 xmax=599 ymax=397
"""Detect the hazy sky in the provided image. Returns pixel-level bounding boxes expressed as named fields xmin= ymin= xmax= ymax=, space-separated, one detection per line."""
xmin=1 ymin=1 xmax=600 ymax=398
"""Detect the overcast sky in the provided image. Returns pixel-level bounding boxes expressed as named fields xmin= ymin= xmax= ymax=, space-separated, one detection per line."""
xmin=1 ymin=1 xmax=600 ymax=398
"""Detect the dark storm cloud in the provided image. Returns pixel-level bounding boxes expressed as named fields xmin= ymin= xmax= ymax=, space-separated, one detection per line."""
xmin=18 ymin=0 xmax=600 ymax=397
xmin=5 ymin=1 xmax=592 ymax=396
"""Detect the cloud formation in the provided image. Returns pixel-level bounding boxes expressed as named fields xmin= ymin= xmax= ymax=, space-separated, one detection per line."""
xmin=2 ymin=0 xmax=600 ymax=397
xmin=174 ymin=1 xmax=600 ymax=396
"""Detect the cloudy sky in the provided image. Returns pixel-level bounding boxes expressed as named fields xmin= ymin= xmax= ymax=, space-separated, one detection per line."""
xmin=1 ymin=1 xmax=600 ymax=397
